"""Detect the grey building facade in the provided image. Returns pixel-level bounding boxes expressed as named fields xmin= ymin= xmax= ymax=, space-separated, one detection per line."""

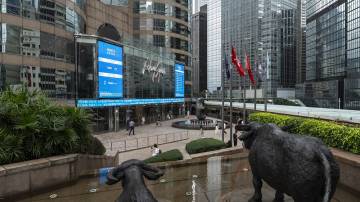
xmin=207 ymin=0 xmax=222 ymax=92
xmin=191 ymin=5 xmax=207 ymax=97
xmin=296 ymin=0 xmax=307 ymax=84
xmin=192 ymin=0 xmax=208 ymax=14
xmin=221 ymin=0 xmax=301 ymax=98
xmin=296 ymin=0 xmax=360 ymax=109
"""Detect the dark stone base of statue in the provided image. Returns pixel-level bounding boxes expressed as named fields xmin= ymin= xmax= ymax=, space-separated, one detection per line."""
xmin=106 ymin=159 xmax=164 ymax=202
xmin=237 ymin=123 xmax=340 ymax=202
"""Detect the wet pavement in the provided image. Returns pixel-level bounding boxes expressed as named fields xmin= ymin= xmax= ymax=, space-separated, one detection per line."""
xmin=19 ymin=154 xmax=359 ymax=202
xmin=94 ymin=116 xmax=235 ymax=163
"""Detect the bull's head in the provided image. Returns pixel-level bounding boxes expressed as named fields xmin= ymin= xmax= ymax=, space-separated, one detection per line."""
xmin=238 ymin=122 xmax=263 ymax=149
xmin=106 ymin=159 xmax=164 ymax=185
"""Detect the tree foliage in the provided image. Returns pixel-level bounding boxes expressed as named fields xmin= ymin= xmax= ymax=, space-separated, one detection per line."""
xmin=0 ymin=87 xmax=105 ymax=165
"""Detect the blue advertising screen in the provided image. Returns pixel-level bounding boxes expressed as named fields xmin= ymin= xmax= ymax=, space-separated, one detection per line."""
xmin=175 ymin=63 xmax=185 ymax=97
xmin=98 ymin=41 xmax=123 ymax=98
xmin=77 ymin=98 xmax=185 ymax=108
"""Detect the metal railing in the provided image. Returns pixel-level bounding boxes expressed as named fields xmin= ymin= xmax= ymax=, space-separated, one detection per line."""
xmin=108 ymin=131 xmax=190 ymax=153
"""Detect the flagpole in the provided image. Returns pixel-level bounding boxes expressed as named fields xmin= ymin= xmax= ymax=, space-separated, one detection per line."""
xmin=221 ymin=56 xmax=225 ymax=142
xmin=243 ymin=76 xmax=246 ymax=121
xmin=242 ymin=50 xmax=246 ymax=122
xmin=265 ymin=51 xmax=269 ymax=112
xmin=265 ymin=79 xmax=268 ymax=112
xmin=254 ymin=83 xmax=257 ymax=110
xmin=230 ymin=62 xmax=233 ymax=147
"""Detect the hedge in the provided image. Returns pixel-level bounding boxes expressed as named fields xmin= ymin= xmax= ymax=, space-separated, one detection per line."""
xmin=143 ymin=149 xmax=183 ymax=164
xmin=249 ymin=112 xmax=360 ymax=154
xmin=185 ymin=138 xmax=226 ymax=154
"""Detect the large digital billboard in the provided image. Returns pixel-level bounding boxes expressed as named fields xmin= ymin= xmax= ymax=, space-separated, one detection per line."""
xmin=175 ymin=63 xmax=185 ymax=97
xmin=77 ymin=98 xmax=185 ymax=108
xmin=98 ymin=41 xmax=123 ymax=98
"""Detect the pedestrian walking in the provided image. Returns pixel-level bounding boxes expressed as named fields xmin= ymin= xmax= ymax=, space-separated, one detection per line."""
xmin=128 ymin=120 xmax=135 ymax=136
xmin=156 ymin=114 xmax=161 ymax=126
xmin=214 ymin=123 xmax=220 ymax=136
xmin=200 ymin=125 xmax=204 ymax=138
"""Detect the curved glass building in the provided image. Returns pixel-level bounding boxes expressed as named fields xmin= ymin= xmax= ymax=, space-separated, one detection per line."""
xmin=132 ymin=0 xmax=192 ymax=98
xmin=0 ymin=0 xmax=87 ymax=98
xmin=0 ymin=0 xmax=189 ymax=132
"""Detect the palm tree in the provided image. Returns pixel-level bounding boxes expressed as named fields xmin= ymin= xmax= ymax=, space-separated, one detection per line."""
xmin=0 ymin=86 xmax=104 ymax=165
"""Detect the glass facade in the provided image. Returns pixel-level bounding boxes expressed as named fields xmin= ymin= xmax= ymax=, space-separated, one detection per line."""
xmin=0 ymin=64 xmax=75 ymax=98
xmin=133 ymin=0 xmax=191 ymax=97
xmin=100 ymin=0 xmax=128 ymax=6
xmin=77 ymin=38 xmax=180 ymax=100
xmin=207 ymin=0 xmax=221 ymax=92
xmin=0 ymin=0 xmax=187 ymax=132
xmin=0 ymin=0 xmax=85 ymax=97
xmin=192 ymin=0 xmax=207 ymax=14
xmin=298 ymin=0 xmax=360 ymax=109
xmin=345 ymin=0 xmax=360 ymax=109
xmin=307 ymin=4 xmax=346 ymax=80
xmin=221 ymin=0 xmax=300 ymax=97
xmin=1 ymin=0 xmax=86 ymax=33
xmin=306 ymin=0 xmax=337 ymax=18
xmin=75 ymin=36 xmax=184 ymax=132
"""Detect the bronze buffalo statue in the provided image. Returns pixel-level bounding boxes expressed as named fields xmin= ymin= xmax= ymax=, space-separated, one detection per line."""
xmin=237 ymin=122 xmax=339 ymax=202
xmin=106 ymin=159 xmax=164 ymax=202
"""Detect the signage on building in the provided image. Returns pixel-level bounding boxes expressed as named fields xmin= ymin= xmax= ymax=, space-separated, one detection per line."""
xmin=97 ymin=41 xmax=123 ymax=98
xmin=142 ymin=57 xmax=166 ymax=83
xmin=175 ymin=63 xmax=185 ymax=97
xmin=77 ymin=98 xmax=185 ymax=108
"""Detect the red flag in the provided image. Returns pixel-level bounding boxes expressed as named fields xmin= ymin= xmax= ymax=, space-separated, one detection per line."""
xmin=231 ymin=47 xmax=245 ymax=77
xmin=245 ymin=52 xmax=256 ymax=85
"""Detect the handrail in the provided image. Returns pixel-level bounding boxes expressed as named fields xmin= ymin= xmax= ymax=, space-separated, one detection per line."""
xmin=109 ymin=131 xmax=190 ymax=153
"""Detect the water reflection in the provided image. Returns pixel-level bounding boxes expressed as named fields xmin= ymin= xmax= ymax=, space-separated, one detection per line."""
xmin=207 ymin=156 xmax=222 ymax=202
xmin=18 ymin=154 xmax=358 ymax=202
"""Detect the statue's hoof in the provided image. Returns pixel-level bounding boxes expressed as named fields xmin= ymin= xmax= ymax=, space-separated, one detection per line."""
xmin=248 ymin=196 xmax=262 ymax=202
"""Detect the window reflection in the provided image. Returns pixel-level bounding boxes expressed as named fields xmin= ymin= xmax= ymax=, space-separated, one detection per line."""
xmin=0 ymin=23 xmax=74 ymax=63
xmin=21 ymin=28 xmax=40 ymax=57
xmin=1 ymin=0 xmax=85 ymax=33
xmin=137 ymin=1 xmax=189 ymax=22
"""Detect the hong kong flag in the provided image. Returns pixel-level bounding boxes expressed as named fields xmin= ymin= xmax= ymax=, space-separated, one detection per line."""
xmin=231 ymin=46 xmax=245 ymax=77
xmin=245 ymin=52 xmax=256 ymax=85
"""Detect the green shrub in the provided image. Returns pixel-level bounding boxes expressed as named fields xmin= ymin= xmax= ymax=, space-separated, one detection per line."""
xmin=185 ymin=138 xmax=226 ymax=154
xmin=81 ymin=136 xmax=106 ymax=155
xmin=144 ymin=149 xmax=183 ymax=164
xmin=249 ymin=112 xmax=360 ymax=154
xmin=0 ymin=87 xmax=105 ymax=165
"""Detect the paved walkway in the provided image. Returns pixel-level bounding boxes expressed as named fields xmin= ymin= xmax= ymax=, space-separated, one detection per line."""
xmin=94 ymin=116 xmax=239 ymax=163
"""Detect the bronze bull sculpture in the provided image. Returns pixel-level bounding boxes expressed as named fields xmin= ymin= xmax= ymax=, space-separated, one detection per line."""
xmin=237 ymin=122 xmax=339 ymax=202
xmin=106 ymin=159 xmax=164 ymax=202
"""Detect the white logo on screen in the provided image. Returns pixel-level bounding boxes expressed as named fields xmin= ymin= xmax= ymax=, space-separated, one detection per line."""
xmin=142 ymin=57 xmax=166 ymax=83
xmin=106 ymin=48 xmax=116 ymax=56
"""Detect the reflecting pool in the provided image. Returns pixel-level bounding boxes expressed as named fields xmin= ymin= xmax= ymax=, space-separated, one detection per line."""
xmin=19 ymin=154 xmax=358 ymax=202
